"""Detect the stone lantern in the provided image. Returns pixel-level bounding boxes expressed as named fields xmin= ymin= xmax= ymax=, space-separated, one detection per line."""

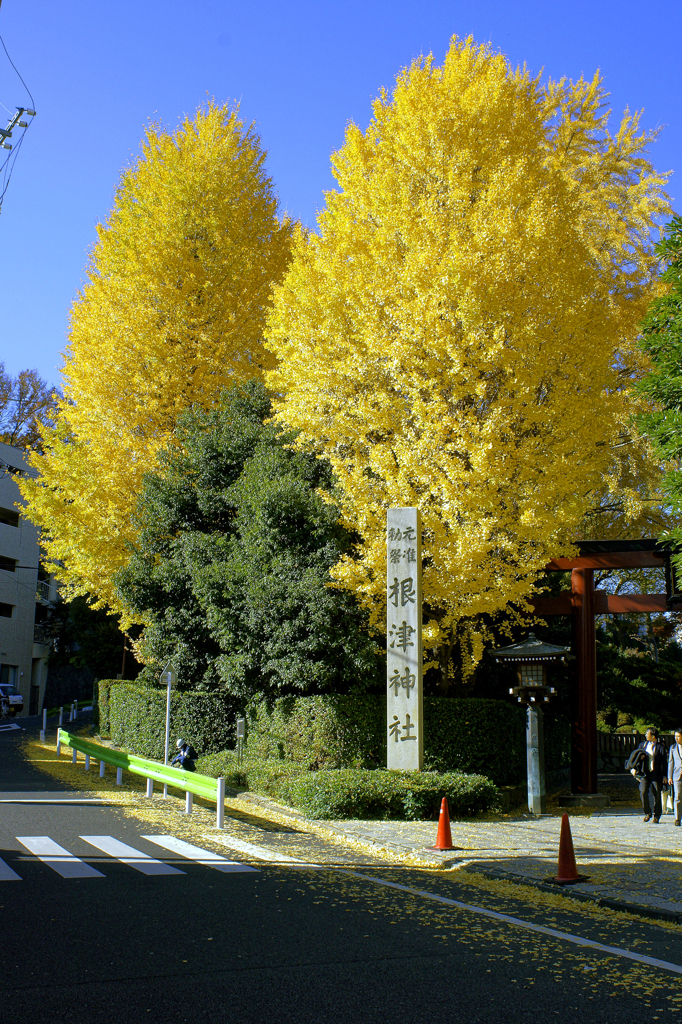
xmin=489 ymin=633 xmax=573 ymax=816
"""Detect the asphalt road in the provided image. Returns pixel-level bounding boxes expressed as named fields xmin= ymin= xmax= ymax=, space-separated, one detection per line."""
xmin=3 ymin=720 xmax=682 ymax=1023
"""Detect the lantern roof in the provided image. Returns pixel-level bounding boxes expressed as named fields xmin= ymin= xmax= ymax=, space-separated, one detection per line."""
xmin=488 ymin=632 xmax=573 ymax=663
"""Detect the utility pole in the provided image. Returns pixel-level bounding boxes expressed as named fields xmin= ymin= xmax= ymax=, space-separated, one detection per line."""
xmin=0 ymin=106 xmax=35 ymax=152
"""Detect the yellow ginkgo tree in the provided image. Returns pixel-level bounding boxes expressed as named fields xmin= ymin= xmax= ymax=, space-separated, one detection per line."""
xmin=20 ymin=102 xmax=292 ymax=612
xmin=265 ymin=37 xmax=672 ymax=686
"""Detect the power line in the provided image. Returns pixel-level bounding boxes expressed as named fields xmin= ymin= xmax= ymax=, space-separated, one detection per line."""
xmin=0 ymin=32 xmax=35 ymax=212
xmin=0 ymin=34 xmax=34 ymax=110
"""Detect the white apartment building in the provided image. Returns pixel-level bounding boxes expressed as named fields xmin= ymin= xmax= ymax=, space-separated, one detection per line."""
xmin=0 ymin=441 xmax=50 ymax=717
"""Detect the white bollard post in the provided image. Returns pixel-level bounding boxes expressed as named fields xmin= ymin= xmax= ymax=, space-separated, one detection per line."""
xmin=85 ymin=754 xmax=90 ymax=771
xmin=56 ymin=734 xmax=61 ymax=756
xmin=68 ymin=703 xmax=72 ymax=723
xmin=146 ymin=778 xmax=153 ymax=798
xmin=40 ymin=709 xmax=47 ymax=740
xmin=185 ymin=790 xmax=193 ymax=815
xmin=73 ymin=702 xmax=78 ymax=721
xmin=99 ymin=760 xmax=105 ymax=778
xmin=116 ymin=767 xmax=122 ymax=785
xmin=163 ymin=784 xmax=168 ymax=799
xmin=216 ymin=777 xmax=225 ymax=829
xmin=72 ymin=749 xmax=77 ymax=764
xmin=58 ymin=707 xmax=63 ymax=728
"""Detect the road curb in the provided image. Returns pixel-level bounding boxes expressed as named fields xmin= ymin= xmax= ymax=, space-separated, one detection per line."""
xmin=231 ymin=791 xmax=460 ymax=868
xmin=462 ymin=863 xmax=682 ymax=925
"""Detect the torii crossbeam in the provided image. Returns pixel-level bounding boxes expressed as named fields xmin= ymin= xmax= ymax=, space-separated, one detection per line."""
xmin=532 ymin=540 xmax=682 ymax=803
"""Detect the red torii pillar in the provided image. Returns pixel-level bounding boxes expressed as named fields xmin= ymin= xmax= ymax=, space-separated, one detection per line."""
xmin=571 ymin=568 xmax=597 ymax=795
xmin=535 ymin=543 xmax=678 ymax=805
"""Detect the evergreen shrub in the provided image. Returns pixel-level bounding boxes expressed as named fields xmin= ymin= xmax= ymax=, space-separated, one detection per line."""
xmin=104 ymin=685 xmax=570 ymax=786
xmin=246 ymin=695 xmax=384 ymax=769
xmin=285 ymin=768 xmax=497 ymax=820
xmin=94 ymin=679 xmax=127 ymax=736
xmin=193 ymin=750 xmax=496 ymax=819
xmin=245 ymin=695 xmax=569 ymax=785
xmin=107 ymin=683 xmax=240 ymax=758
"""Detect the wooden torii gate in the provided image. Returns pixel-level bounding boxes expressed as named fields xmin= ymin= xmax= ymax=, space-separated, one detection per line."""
xmin=532 ymin=540 xmax=682 ymax=805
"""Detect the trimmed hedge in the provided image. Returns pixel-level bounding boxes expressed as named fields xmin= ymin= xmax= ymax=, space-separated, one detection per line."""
xmin=285 ymin=768 xmax=497 ymax=820
xmin=246 ymin=695 xmax=384 ymax=769
xmin=103 ymin=686 xmax=570 ymax=785
xmin=194 ymin=748 xmax=248 ymax=788
xmin=194 ymin=751 xmax=496 ymax=820
xmin=95 ymin=679 xmax=139 ymax=737
xmin=245 ymin=695 xmax=570 ymax=786
xmin=107 ymin=683 xmax=240 ymax=758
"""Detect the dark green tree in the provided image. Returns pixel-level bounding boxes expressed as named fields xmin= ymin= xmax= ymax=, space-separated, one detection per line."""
xmin=638 ymin=215 xmax=682 ymax=532
xmin=115 ymin=380 xmax=382 ymax=697
xmin=46 ymin=596 xmax=139 ymax=680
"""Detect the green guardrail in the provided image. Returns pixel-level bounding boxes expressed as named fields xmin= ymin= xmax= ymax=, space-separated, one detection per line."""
xmin=57 ymin=728 xmax=225 ymax=826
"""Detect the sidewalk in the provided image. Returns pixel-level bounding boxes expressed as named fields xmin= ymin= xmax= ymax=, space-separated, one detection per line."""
xmin=232 ymin=790 xmax=682 ymax=925
xmin=33 ymin=726 xmax=682 ymax=926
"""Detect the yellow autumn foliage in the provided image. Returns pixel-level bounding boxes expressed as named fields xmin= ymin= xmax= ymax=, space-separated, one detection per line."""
xmin=20 ymin=103 xmax=292 ymax=611
xmin=265 ymin=38 xmax=672 ymax=679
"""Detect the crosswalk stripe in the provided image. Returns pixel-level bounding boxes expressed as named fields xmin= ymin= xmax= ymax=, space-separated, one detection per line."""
xmin=0 ymin=857 xmax=21 ymax=881
xmin=80 ymin=835 xmax=185 ymax=875
xmin=17 ymin=837 xmax=105 ymax=878
xmin=141 ymin=834 xmax=259 ymax=873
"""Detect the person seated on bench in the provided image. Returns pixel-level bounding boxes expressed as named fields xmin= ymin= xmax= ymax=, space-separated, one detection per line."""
xmin=171 ymin=738 xmax=198 ymax=772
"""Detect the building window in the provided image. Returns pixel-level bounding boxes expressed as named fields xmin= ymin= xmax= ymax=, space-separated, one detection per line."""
xmin=0 ymin=603 xmax=13 ymax=618
xmin=0 ymin=507 xmax=19 ymax=528
xmin=0 ymin=557 xmax=16 ymax=572
xmin=0 ymin=665 xmax=18 ymax=687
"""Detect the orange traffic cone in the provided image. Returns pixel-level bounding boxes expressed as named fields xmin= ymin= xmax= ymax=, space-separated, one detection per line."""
xmin=553 ymin=812 xmax=584 ymax=884
xmin=431 ymin=797 xmax=454 ymax=850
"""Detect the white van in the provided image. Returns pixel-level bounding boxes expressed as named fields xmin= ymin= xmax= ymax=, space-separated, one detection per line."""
xmin=0 ymin=683 xmax=23 ymax=716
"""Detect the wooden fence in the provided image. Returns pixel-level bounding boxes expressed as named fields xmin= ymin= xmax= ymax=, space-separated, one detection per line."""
xmin=597 ymin=731 xmax=676 ymax=772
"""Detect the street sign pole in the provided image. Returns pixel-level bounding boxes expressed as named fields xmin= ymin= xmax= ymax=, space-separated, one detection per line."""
xmin=160 ymin=663 xmax=177 ymax=798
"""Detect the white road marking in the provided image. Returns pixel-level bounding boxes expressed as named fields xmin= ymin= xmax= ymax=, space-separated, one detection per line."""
xmin=344 ymin=871 xmax=682 ymax=977
xmin=0 ymin=857 xmax=21 ymax=881
xmin=203 ymin=833 xmax=321 ymax=865
xmin=0 ymin=723 xmax=20 ymax=731
xmin=142 ymin=835 xmax=258 ymax=873
xmin=0 ymin=798 xmax=109 ymax=804
xmin=80 ymin=836 xmax=185 ymax=875
xmin=17 ymin=837 xmax=104 ymax=879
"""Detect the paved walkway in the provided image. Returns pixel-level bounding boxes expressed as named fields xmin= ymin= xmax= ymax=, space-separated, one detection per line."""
xmin=34 ymin=725 xmax=682 ymax=925
xmin=233 ymin=792 xmax=682 ymax=923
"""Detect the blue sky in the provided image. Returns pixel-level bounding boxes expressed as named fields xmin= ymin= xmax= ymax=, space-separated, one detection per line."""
xmin=0 ymin=0 xmax=680 ymax=386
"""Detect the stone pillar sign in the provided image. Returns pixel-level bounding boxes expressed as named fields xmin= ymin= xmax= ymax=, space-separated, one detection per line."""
xmin=386 ymin=507 xmax=423 ymax=770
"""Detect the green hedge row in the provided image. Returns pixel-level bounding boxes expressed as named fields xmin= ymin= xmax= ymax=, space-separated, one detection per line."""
xmin=286 ymin=768 xmax=497 ymax=820
xmin=246 ymin=695 xmax=384 ymax=769
xmin=95 ymin=679 xmax=138 ymax=736
xmin=98 ymin=685 xmax=570 ymax=786
xmin=245 ymin=695 xmax=570 ymax=786
xmin=194 ymin=751 xmax=497 ymax=820
xmin=101 ymin=682 xmax=240 ymax=758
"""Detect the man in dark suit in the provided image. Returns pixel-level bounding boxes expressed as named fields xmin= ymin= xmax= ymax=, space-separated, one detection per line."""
xmin=632 ymin=727 xmax=668 ymax=823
